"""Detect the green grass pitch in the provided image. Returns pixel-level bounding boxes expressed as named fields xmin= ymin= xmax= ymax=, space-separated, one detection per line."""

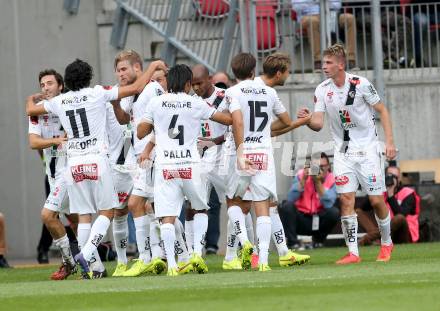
xmin=1 ymin=243 xmax=439 ymax=311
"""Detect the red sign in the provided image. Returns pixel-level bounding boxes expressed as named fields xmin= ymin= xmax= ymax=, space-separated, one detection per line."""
xmin=162 ymin=168 xmax=192 ymax=180
xmin=71 ymin=163 xmax=98 ymax=182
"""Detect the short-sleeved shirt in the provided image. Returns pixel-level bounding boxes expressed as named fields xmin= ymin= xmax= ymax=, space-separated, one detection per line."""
xmin=314 ymin=73 xmax=381 ymax=151
xmin=224 ymin=79 xmax=286 ymax=155
xmin=142 ymin=92 xmax=216 ymax=167
xmin=43 ymin=85 xmax=119 ymax=157
xmin=28 ymin=102 xmax=66 ymax=177
xmin=123 ymin=81 xmax=164 ymax=155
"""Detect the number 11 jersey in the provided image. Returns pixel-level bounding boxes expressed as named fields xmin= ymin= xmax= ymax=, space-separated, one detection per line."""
xmin=43 ymin=85 xmax=119 ymax=157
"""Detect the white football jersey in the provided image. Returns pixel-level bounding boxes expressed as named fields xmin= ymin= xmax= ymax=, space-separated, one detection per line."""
xmin=199 ymin=87 xmax=228 ymax=164
xmin=314 ymin=73 xmax=381 ymax=151
xmin=124 ymin=81 xmax=164 ymax=155
xmin=225 ymin=79 xmax=286 ymax=156
xmin=142 ymin=92 xmax=216 ymax=167
xmin=28 ymin=103 xmax=67 ymax=178
xmin=106 ymin=103 xmax=136 ymax=168
xmin=43 ymin=85 xmax=119 ymax=157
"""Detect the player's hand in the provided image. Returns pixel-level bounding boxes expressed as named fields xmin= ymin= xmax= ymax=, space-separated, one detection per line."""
xmin=151 ymin=60 xmax=168 ymax=73
xmin=53 ymin=136 xmax=67 ymax=146
xmin=297 ymin=107 xmax=310 ymax=119
xmin=312 ymin=170 xmax=324 ymax=183
xmin=197 ymin=137 xmax=216 ymax=152
xmin=30 ymin=93 xmax=46 ymax=103
xmin=138 ymin=152 xmax=153 ymax=169
xmin=297 ymin=113 xmax=312 ymax=126
xmin=237 ymin=157 xmax=256 ymax=175
xmin=385 ymin=142 xmax=397 ymax=160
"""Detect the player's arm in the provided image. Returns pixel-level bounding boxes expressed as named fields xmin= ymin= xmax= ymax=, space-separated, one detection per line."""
xmin=138 ymin=135 xmax=155 ymax=164
xmin=26 ymin=94 xmax=48 ymax=116
xmin=110 ymin=99 xmax=130 ymax=125
xmin=271 ymin=111 xmax=311 ymax=137
xmin=373 ymin=102 xmax=397 ymax=159
xmin=210 ymin=110 xmax=232 ymax=126
xmin=117 ymin=60 xmax=167 ymax=99
xmin=28 ymin=134 xmax=67 ymax=150
xmin=304 ymin=110 xmax=324 ymax=132
xmin=137 ymin=120 xmax=153 ymax=140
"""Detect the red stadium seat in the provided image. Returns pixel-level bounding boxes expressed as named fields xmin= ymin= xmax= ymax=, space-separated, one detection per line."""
xmin=255 ymin=0 xmax=279 ymax=51
xmin=194 ymin=0 xmax=229 ymax=18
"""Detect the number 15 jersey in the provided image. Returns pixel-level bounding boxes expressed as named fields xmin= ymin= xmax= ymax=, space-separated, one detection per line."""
xmin=226 ymin=79 xmax=286 ymax=153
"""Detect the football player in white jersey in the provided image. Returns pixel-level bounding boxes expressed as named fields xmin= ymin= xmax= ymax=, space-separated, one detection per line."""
xmin=26 ymin=58 xmax=167 ymax=279
xmin=298 ymin=44 xmax=397 ymax=264
xmin=225 ymin=53 xmax=310 ymax=271
xmin=252 ymin=52 xmax=311 ymax=267
xmin=28 ymin=69 xmax=77 ymax=280
xmin=182 ymin=64 xmax=228 ymax=256
xmin=137 ymin=64 xmax=232 ymax=276
xmin=106 ymin=101 xmax=136 ymax=277
xmin=111 ymin=51 xmax=168 ymax=276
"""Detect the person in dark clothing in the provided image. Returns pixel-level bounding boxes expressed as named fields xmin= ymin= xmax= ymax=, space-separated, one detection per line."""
xmin=411 ymin=0 xmax=440 ymax=67
xmin=357 ymin=165 xmax=421 ymax=245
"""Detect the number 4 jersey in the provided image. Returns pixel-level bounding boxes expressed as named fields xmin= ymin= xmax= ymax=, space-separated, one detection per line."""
xmin=142 ymin=92 xmax=216 ymax=167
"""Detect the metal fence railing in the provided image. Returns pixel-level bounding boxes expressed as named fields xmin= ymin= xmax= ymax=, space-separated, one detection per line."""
xmin=111 ymin=0 xmax=242 ymax=73
xmin=110 ymin=0 xmax=440 ymax=83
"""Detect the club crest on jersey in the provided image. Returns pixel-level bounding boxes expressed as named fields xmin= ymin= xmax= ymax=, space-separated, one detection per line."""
xmin=201 ymin=122 xmax=211 ymax=138
xmin=338 ymin=110 xmax=356 ymax=129
xmin=349 ymin=78 xmax=360 ymax=85
xmin=162 ymin=168 xmax=192 ymax=180
xmin=245 ymin=153 xmax=268 ymax=170
xmin=327 ymin=91 xmax=333 ymax=99
xmin=71 ymin=163 xmax=98 ymax=182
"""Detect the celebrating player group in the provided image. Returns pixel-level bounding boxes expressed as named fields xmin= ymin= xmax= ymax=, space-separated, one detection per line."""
xmin=25 ymin=43 xmax=397 ymax=279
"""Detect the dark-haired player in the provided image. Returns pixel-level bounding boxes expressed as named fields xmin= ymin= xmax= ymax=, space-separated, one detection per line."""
xmin=26 ymin=58 xmax=167 ymax=279
xmin=28 ymin=69 xmax=78 ymax=280
xmin=137 ymin=64 xmax=232 ymax=276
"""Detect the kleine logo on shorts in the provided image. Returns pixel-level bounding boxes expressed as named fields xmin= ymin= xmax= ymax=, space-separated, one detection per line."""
xmin=162 ymin=168 xmax=192 ymax=180
xmin=71 ymin=163 xmax=98 ymax=183
xmin=245 ymin=153 xmax=268 ymax=170
xmin=335 ymin=175 xmax=349 ymax=186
